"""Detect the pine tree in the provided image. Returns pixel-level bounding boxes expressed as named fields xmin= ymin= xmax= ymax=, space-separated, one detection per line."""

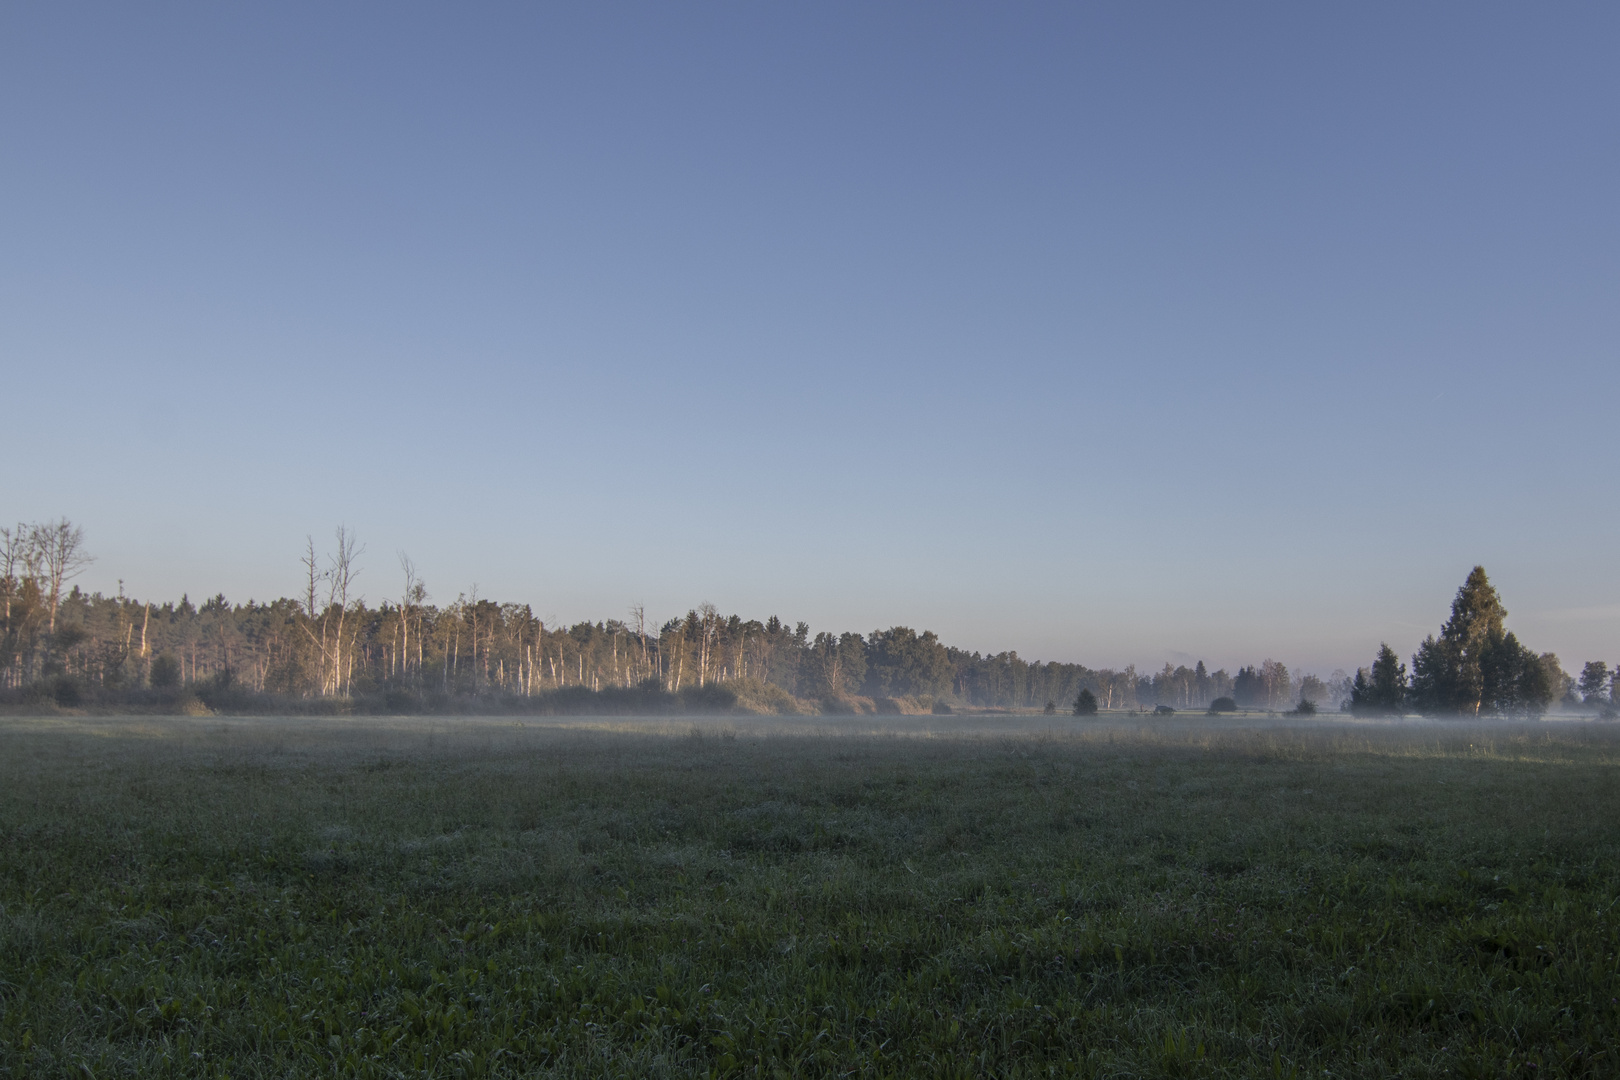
xmin=1410 ymin=567 xmax=1507 ymax=715
xmin=1352 ymin=643 xmax=1407 ymax=715
xmin=1439 ymin=566 xmax=1506 ymax=715
xmin=1408 ymin=634 xmax=1454 ymax=714
xmin=1479 ymin=632 xmax=1554 ymax=717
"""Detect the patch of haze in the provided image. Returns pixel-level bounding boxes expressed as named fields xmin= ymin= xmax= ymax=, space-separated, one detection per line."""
xmin=6 ymin=714 xmax=1619 ymax=776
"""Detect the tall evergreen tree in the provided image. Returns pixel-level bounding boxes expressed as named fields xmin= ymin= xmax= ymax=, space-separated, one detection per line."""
xmin=1408 ymin=634 xmax=1454 ymax=714
xmin=1439 ymin=566 xmax=1506 ymax=715
xmin=1232 ymin=665 xmax=1264 ymax=707
xmin=1352 ymin=643 xmax=1406 ymax=715
xmin=1410 ymin=566 xmax=1506 ymax=715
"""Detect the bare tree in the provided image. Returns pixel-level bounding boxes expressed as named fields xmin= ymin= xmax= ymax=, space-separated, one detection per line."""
xmin=34 ymin=519 xmax=92 ymax=636
xmin=697 ymin=602 xmax=719 ymax=686
xmin=0 ymin=524 xmax=36 ymax=584
xmin=0 ymin=525 xmax=41 ymax=685
xmin=629 ymin=603 xmax=648 ymax=681
xmin=296 ymin=527 xmax=363 ymax=696
xmin=1 ymin=525 xmax=34 ymax=642
xmin=301 ymin=537 xmax=323 ymax=619
xmin=327 ymin=527 xmax=362 ymax=695
xmin=464 ymin=584 xmax=481 ymax=692
xmin=398 ymin=553 xmax=426 ymax=683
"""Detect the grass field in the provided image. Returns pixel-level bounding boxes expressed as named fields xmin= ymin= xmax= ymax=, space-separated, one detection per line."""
xmin=1 ymin=714 xmax=1617 ymax=1078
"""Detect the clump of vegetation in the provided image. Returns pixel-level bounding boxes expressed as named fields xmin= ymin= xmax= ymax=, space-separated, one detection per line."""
xmin=727 ymin=677 xmax=809 ymax=715
xmin=1403 ymin=567 xmax=1559 ymax=717
xmin=1073 ymin=687 xmax=1098 ymax=715
xmin=1351 ymin=643 xmax=1407 ymax=715
xmin=148 ymin=652 xmax=180 ymax=688
xmin=0 ymin=716 xmax=1616 ymax=1077
xmin=1208 ymin=696 xmax=1237 ymax=713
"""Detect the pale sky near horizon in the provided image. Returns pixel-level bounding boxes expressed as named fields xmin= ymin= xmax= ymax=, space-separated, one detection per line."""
xmin=3 ymin=3 xmax=1617 ymax=675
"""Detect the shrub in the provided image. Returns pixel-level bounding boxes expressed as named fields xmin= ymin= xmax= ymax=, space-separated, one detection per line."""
xmin=52 ymin=677 xmax=81 ymax=707
xmin=149 ymin=653 xmax=180 ymax=689
xmin=196 ymin=668 xmax=249 ymax=712
xmin=729 ymin=678 xmax=805 ymax=715
xmin=1073 ymin=689 xmax=1098 ymax=716
xmin=676 ymin=682 xmax=738 ymax=712
xmin=1208 ymin=697 xmax=1237 ymax=714
xmin=384 ymin=689 xmax=422 ymax=714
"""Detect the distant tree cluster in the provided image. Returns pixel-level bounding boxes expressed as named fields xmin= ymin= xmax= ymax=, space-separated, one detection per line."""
xmin=3 ymin=524 xmax=1342 ymax=714
xmin=1350 ymin=567 xmax=1594 ymax=719
xmin=2 ymin=520 xmax=94 ymax=698
xmin=6 ymin=526 xmax=1599 ymax=719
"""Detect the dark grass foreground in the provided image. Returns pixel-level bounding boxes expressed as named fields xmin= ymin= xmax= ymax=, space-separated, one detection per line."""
xmin=1 ymin=716 xmax=1617 ymax=1078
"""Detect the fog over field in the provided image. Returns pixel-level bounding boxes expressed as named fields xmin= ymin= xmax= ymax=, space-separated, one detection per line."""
xmin=3 ymin=713 xmax=1617 ymax=1076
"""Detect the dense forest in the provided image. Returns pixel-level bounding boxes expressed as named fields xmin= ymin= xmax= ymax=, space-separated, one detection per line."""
xmin=1 ymin=524 xmax=1602 ymax=718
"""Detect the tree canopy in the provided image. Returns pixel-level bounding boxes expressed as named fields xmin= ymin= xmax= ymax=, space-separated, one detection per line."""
xmin=1388 ymin=568 xmax=1559 ymax=718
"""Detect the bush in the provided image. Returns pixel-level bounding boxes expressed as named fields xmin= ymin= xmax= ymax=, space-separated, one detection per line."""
xmin=149 ymin=653 xmax=180 ymax=689
xmin=729 ymin=678 xmax=806 ymax=715
xmin=1073 ymin=689 xmax=1098 ymax=716
xmin=195 ymin=668 xmax=249 ymax=712
xmin=1154 ymin=705 xmax=1175 ymax=716
xmin=52 ymin=677 xmax=81 ymax=707
xmin=384 ymin=689 xmax=422 ymax=714
xmin=873 ymin=696 xmax=935 ymax=715
xmin=1208 ymin=697 xmax=1237 ymax=714
xmin=931 ymin=701 xmax=954 ymax=715
xmin=1292 ymin=698 xmax=1318 ymax=716
xmin=676 ymin=682 xmax=738 ymax=712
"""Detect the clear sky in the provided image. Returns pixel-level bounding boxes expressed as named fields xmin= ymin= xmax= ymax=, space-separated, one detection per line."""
xmin=3 ymin=3 xmax=1616 ymax=675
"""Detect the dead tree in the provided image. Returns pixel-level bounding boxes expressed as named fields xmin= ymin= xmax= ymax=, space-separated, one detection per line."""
xmin=34 ymin=519 xmax=92 ymax=636
xmin=297 ymin=527 xmax=363 ymax=696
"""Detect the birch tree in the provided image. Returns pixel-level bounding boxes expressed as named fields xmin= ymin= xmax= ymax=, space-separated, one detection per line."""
xmin=34 ymin=519 xmax=92 ymax=636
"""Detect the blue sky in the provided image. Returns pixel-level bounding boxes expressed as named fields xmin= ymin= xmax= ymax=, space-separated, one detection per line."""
xmin=3 ymin=3 xmax=1616 ymax=674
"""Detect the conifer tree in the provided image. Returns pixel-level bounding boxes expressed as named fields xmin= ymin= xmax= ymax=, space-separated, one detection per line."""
xmin=1410 ymin=566 xmax=1506 ymax=715
xmin=1352 ymin=643 xmax=1406 ymax=715
xmin=1442 ymin=566 xmax=1506 ymax=715
xmin=1479 ymin=632 xmax=1555 ymax=717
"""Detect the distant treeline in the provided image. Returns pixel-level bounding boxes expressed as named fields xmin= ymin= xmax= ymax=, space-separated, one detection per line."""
xmin=1 ymin=525 xmax=1600 ymax=717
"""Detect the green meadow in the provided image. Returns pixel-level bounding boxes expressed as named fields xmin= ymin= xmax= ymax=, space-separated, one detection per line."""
xmin=1 ymin=714 xmax=1617 ymax=1078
